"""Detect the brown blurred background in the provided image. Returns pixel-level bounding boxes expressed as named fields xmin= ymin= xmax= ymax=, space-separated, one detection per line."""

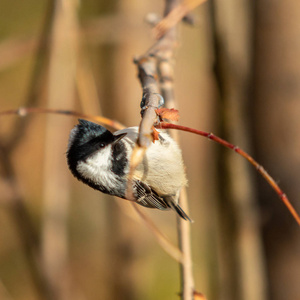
xmin=0 ymin=1 xmax=299 ymax=300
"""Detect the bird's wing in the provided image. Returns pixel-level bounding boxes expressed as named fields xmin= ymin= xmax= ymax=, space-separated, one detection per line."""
xmin=132 ymin=180 xmax=192 ymax=221
xmin=133 ymin=180 xmax=169 ymax=210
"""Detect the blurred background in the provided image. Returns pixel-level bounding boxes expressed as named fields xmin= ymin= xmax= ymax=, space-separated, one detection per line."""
xmin=0 ymin=0 xmax=299 ymax=299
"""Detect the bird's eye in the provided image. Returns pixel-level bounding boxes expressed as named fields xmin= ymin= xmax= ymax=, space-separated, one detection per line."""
xmin=99 ymin=143 xmax=105 ymax=148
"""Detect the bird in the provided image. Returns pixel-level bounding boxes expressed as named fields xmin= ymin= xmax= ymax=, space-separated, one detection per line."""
xmin=66 ymin=119 xmax=191 ymax=221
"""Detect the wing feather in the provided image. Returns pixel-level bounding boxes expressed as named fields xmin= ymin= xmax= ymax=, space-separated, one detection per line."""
xmin=133 ymin=180 xmax=169 ymax=210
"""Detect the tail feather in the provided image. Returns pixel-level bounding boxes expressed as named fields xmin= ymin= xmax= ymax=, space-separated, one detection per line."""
xmin=167 ymin=200 xmax=193 ymax=222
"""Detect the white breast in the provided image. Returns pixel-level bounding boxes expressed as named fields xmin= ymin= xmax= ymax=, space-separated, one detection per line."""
xmin=76 ymin=145 xmax=120 ymax=191
xmin=115 ymin=127 xmax=187 ymax=196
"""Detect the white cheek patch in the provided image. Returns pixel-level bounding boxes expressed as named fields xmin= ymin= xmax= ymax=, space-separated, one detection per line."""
xmin=76 ymin=145 xmax=120 ymax=191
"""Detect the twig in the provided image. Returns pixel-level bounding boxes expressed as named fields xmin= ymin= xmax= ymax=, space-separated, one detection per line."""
xmin=134 ymin=1 xmax=204 ymax=299
xmin=0 ymin=107 xmax=124 ymax=130
xmin=134 ymin=0 xmax=179 ymax=148
xmin=134 ymin=57 xmax=161 ymax=147
xmin=155 ymin=3 xmax=196 ymax=298
xmin=177 ymin=189 xmax=195 ymax=300
xmin=157 ymin=122 xmax=300 ymax=226
xmin=153 ymin=0 xmax=207 ymax=39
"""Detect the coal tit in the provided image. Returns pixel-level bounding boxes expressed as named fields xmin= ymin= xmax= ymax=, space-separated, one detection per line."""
xmin=67 ymin=119 xmax=190 ymax=221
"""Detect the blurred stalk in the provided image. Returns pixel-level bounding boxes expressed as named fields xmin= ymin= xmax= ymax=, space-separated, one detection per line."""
xmin=253 ymin=1 xmax=300 ymax=299
xmin=100 ymin=1 xmax=141 ymax=298
xmin=159 ymin=1 xmax=195 ymax=299
xmin=0 ymin=2 xmax=59 ymax=299
xmin=0 ymin=143 xmax=53 ymax=300
xmin=160 ymin=49 xmax=195 ymax=298
xmin=209 ymin=0 xmax=267 ymax=299
xmin=41 ymin=0 xmax=79 ymax=299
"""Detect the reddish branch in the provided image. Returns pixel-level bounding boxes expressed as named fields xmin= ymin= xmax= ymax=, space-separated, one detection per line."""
xmin=157 ymin=122 xmax=300 ymax=226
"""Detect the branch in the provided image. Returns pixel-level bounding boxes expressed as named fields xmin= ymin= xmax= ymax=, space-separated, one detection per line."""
xmin=134 ymin=0 xmax=180 ymax=148
xmin=0 ymin=107 xmax=124 ymax=130
xmin=157 ymin=122 xmax=300 ymax=226
xmin=134 ymin=1 xmax=208 ymax=299
xmin=153 ymin=0 xmax=207 ymax=39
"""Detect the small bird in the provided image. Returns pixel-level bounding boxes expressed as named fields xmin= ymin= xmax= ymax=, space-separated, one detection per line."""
xmin=66 ymin=119 xmax=190 ymax=221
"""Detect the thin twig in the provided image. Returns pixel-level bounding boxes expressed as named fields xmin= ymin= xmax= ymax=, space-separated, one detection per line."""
xmin=177 ymin=189 xmax=195 ymax=300
xmin=134 ymin=1 xmax=200 ymax=299
xmin=157 ymin=122 xmax=300 ymax=226
xmin=153 ymin=0 xmax=207 ymax=39
xmin=0 ymin=107 xmax=124 ymax=130
xmin=155 ymin=2 xmax=196 ymax=298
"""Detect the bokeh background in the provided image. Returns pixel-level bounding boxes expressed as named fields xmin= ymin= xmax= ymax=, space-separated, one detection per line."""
xmin=0 ymin=1 xmax=299 ymax=300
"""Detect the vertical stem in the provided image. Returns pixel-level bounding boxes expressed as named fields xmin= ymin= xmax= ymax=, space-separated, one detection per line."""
xmin=159 ymin=2 xmax=195 ymax=298
xmin=209 ymin=0 xmax=267 ymax=299
xmin=177 ymin=190 xmax=195 ymax=300
xmin=0 ymin=144 xmax=54 ymax=300
xmin=161 ymin=63 xmax=195 ymax=300
xmin=0 ymin=2 xmax=57 ymax=299
xmin=42 ymin=0 xmax=78 ymax=299
xmin=136 ymin=0 xmax=196 ymax=298
xmin=253 ymin=0 xmax=300 ymax=298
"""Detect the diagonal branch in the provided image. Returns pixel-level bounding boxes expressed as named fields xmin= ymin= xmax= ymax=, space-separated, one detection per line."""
xmin=157 ymin=122 xmax=300 ymax=226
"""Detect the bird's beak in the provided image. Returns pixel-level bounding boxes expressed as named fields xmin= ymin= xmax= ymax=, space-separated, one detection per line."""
xmin=113 ymin=133 xmax=127 ymax=144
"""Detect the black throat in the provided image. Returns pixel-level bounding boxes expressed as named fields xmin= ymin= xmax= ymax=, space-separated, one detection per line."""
xmin=111 ymin=139 xmax=128 ymax=177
